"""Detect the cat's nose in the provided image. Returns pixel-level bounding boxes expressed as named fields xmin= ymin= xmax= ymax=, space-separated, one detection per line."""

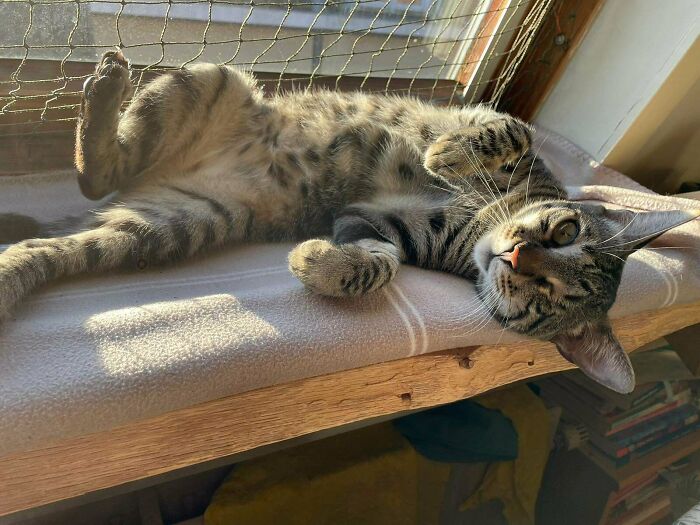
xmin=500 ymin=241 xmax=528 ymax=271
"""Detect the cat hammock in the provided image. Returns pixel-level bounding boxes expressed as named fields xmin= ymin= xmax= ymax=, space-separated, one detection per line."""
xmin=0 ymin=130 xmax=699 ymax=518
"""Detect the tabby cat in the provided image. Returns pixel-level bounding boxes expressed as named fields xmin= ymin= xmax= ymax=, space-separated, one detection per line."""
xmin=0 ymin=50 xmax=696 ymax=393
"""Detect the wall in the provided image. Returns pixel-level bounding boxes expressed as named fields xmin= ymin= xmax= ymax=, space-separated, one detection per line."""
xmin=533 ymin=0 xmax=700 ymax=192
xmin=603 ymin=38 xmax=700 ymax=192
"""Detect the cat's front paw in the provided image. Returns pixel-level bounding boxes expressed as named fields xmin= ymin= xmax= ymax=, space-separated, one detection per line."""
xmin=288 ymin=239 xmax=386 ymax=297
xmin=289 ymin=239 xmax=356 ymax=297
xmin=82 ymin=49 xmax=134 ymax=108
xmin=425 ymin=120 xmax=532 ymax=179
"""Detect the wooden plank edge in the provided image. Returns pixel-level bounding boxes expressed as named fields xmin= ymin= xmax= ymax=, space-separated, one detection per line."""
xmin=0 ymin=301 xmax=698 ymax=517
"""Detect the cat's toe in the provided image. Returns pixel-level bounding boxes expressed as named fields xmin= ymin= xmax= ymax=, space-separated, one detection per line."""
xmin=82 ymin=75 xmax=96 ymax=97
xmin=424 ymin=133 xmax=475 ymax=178
xmin=84 ymin=49 xmax=133 ymax=103
xmin=100 ymin=49 xmax=129 ymax=69
xmin=0 ymin=268 xmax=17 ymax=322
xmin=96 ymin=49 xmax=131 ymax=79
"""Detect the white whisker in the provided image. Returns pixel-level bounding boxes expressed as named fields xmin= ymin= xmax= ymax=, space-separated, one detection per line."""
xmin=524 ymin=136 xmax=548 ymax=206
xmin=505 ymin=148 xmax=528 ymax=195
xmin=594 ymin=211 xmax=640 ymax=247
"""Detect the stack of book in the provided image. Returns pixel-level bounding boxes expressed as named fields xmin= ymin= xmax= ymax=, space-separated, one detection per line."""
xmin=542 ymin=375 xmax=699 ymax=466
xmin=540 ymin=370 xmax=700 ymax=525
xmin=604 ymin=473 xmax=671 ymax=525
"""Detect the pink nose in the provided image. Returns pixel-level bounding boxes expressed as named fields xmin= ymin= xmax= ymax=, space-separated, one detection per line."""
xmin=500 ymin=242 xmax=526 ymax=270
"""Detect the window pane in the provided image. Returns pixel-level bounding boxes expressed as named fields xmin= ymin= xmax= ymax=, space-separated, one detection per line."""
xmin=0 ymin=0 xmax=491 ymax=80
xmin=1 ymin=0 xmax=536 ymax=126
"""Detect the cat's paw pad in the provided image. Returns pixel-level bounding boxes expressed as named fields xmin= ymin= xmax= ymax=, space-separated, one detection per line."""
xmin=83 ymin=49 xmax=133 ymax=104
xmin=288 ymin=239 xmax=376 ymax=298
xmin=424 ymin=132 xmax=479 ymax=178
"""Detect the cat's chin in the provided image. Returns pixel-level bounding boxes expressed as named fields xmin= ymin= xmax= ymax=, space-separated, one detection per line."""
xmin=477 ymin=263 xmax=528 ymax=319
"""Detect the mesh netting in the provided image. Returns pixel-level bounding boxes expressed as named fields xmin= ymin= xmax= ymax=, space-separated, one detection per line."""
xmin=0 ymin=0 xmax=552 ymax=129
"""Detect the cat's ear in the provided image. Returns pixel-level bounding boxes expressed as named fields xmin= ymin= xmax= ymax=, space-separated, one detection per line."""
xmin=552 ymin=320 xmax=635 ymax=394
xmin=601 ymin=208 xmax=699 ymax=252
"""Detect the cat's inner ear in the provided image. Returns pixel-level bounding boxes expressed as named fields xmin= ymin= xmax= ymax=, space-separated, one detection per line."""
xmin=552 ymin=320 xmax=635 ymax=394
xmin=601 ymin=208 xmax=699 ymax=252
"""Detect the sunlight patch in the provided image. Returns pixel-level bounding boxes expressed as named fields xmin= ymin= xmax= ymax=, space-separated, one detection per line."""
xmin=86 ymin=294 xmax=279 ymax=377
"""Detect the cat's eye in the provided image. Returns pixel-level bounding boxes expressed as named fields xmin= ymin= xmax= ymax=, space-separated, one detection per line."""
xmin=551 ymin=220 xmax=579 ymax=246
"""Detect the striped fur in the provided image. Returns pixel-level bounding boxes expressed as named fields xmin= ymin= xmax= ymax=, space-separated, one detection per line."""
xmin=0 ymin=50 xmax=624 ymax=328
xmin=1 ymin=50 xmax=694 ymax=392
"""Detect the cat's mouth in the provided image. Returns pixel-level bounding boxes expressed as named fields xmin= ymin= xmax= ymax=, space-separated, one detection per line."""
xmin=491 ymin=260 xmax=525 ymax=299
xmin=482 ymin=251 xmax=544 ymax=323
xmin=475 ymin=239 xmax=526 ymax=313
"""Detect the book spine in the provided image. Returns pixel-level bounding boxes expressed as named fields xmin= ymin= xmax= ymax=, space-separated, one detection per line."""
xmin=628 ymin=422 xmax=700 ymax=460
xmin=614 ymin=406 xmax=697 ymax=448
xmin=607 ymin=390 xmax=692 ymax=436
xmin=607 ymin=402 xmax=680 ymax=436
xmin=614 ymin=416 xmax=697 ymax=459
xmin=626 ymin=415 xmax=699 ymax=455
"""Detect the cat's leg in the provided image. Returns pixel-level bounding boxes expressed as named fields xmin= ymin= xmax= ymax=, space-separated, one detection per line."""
xmin=0 ymin=190 xmax=252 ymax=320
xmin=424 ymin=114 xmax=532 ymax=180
xmin=75 ymin=50 xmax=134 ymax=199
xmin=76 ymin=50 xmax=260 ymax=200
xmin=464 ymin=152 xmax=567 ymax=228
xmin=288 ymin=194 xmax=455 ymax=297
xmin=498 ymin=152 xmax=565 ymax=200
xmin=288 ymin=238 xmax=401 ymax=297
xmin=288 ymin=205 xmax=404 ymax=297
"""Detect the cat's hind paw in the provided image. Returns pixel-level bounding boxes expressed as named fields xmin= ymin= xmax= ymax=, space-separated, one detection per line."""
xmin=0 ymin=262 xmax=23 ymax=323
xmin=81 ymin=49 xmax=134 ymax=110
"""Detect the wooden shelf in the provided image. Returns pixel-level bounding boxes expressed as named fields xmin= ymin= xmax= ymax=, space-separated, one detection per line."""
xmin=1 ymin=301 xmax=699 ymax=519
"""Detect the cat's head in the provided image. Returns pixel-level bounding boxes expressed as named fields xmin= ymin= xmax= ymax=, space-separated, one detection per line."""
xmin=473 ymin=201 xmax=698 ymax=393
